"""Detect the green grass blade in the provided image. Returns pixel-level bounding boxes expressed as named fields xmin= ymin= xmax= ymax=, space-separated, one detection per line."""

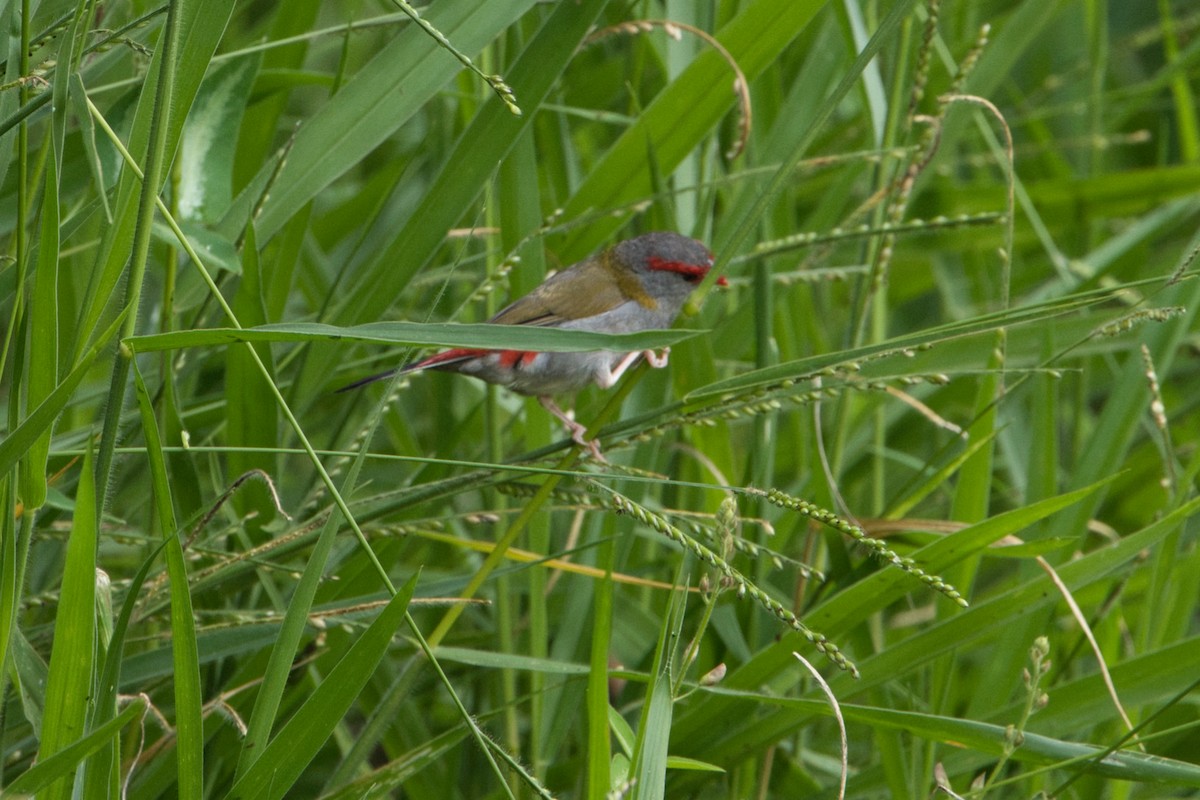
xmin=6 ymin=696 xmax=148 ymax=797
xmin=1056 ymin=279 xmax=1200 ymax=545
xmin=585 ymin=539 xmax=615 ymax=800
xmin=633 ymin=670 xmax=674 ymax=800
xmin=0 ymin=308 xmax=127 ymax=481
xmin=223 ymin=0 xmax=538 ymax=243
xmin=132 ymin=359 xmax=203 ymax=798
xmin=125 ymin=321 xmax=704 ymax=355
xmin=72 ymin=0 xmax=238 ymax=356
xmin=676 ymin=495 xmax=1200 ymax=767
xmin=225 ymin=223 xmax=280 ymax=530
xmin=687 ymin=288 xmax=1113 ymax=399
xmin=669 ymin=479 xmax=1116 ymax=745
xmin=226 ymin=572 xmax=419 ymax=800
xmin=292 ymin=0 xmax=608 ymax=402
xmin=810 ymin=701 xmax=1200 ymax=786
xmin=235 ymin=344 xmax=367 ymax=777
xmin=557 ymin=0 xmax=832 ymax=258
xmin=629 ymin=578 xmax=687 ymax=800
xmin=0 ymin=477 xmax=18 ymax=722
xmin=17 ymin=154 xmax=58 ymax=510
xmin=319 ymin=726 xmax=471 ymax=800
xmin=36 ymin=442 xmax=98 ymax=800
xmin=85 ymin=536 xmax=169 ymax=796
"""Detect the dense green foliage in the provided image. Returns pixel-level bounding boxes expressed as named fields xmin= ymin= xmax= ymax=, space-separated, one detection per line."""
xmin=2 ymin=0 xmax=1199 ymax=797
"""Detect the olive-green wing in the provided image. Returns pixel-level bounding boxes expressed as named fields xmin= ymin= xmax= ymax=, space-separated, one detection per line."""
xmin=489 ymin=260 xmax=641 ymax=326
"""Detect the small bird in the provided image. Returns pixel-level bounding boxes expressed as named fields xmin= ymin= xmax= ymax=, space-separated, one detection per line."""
xmin=339 ymin=231 xmax=724 ymax=460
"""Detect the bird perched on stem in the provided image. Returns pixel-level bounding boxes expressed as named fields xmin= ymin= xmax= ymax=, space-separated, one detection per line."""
xmin=339 ymin=231 xmax=725 ymax=460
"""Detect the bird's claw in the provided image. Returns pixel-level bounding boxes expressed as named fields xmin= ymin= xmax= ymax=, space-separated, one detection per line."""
xmin=643 ymin=347 xmax=670 ymax=369
xmin=540 ymin=395 xmax=609 ymax=463
xmin=570 ymin=427 xmax=609 ymax=464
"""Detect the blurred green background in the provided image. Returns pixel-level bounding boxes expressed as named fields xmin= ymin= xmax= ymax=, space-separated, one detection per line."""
xmin=2 ymin=0 xmax=1199 ymax=797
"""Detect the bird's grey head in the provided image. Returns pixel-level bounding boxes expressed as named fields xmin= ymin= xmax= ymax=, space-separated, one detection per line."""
xmin=615 ymin=232 xmax=715 ymax=315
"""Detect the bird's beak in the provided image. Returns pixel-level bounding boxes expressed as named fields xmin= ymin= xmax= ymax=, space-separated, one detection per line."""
xmin=704 ymin=254 xmax=728 ymax=287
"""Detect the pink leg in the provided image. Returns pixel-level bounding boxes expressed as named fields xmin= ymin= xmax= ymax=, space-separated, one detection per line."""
xmin=539 ymin=396 xmax=607 ymax=462
xmin=602 ymin=347 xmax=672 ymax=389
xmin=599 ymin=352 xmax=640 ymax=388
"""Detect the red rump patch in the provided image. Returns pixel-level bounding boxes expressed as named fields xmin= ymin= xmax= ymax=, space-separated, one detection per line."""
xmin=418 ymin=348 xmax=538 ymax=370
xmin=498 ymin=350 xmax=539 ymax=368
xmin=416 ymin=348 xmax=489 ymax=368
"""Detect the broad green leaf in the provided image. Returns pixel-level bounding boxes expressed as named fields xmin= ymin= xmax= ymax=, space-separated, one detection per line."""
xmin=177 ymin=57 xmax=259 ymax=224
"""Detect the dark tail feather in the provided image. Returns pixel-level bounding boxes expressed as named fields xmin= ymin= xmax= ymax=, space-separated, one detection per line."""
xmin=336 ymin=347 xmax=489 ymax=393
xmin=334 ymin=368 xmax=402 ymax=393
xmin=335 ymin=349 xmax=484 ymax=394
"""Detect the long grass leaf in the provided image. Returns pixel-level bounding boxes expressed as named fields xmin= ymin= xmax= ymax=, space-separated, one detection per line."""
xmin=125 ymin=321 xmax=703 ymax=355
xmin=557 ymin=0 xmax=833 ymax=258
xmin=72 ymin=0 xmax=238 ymax=357
xmin=293 ymin=0 xmax=608 ymax=403
xmin=132 ymin=359 xmax=203 ymax=798
xmin=17 ymin=155 xmax=58 ymax=510
xmin=36 ymin=443 xmax=98 ymax=800
xmin=226 ymin=572 xmax=418 ymax=800
xmin=223 ymin=0 xmax=537 ymax=243
xmin=7 ymin=696 xmax=148 ymax=797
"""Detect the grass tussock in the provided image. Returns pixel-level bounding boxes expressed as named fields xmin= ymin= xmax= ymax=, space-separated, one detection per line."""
xmin=2 ymin=1 xmax=1199 ymax=797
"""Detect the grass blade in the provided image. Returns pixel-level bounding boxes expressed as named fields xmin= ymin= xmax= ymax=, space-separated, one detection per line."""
xmin=35 ymin=443 xmax=98 ymax=800
xmin=226 ymin=573 xmax=419 ymax=800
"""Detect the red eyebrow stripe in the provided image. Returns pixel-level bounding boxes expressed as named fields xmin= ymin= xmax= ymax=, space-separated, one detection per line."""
xmin=647 ymin=255 xmax=728 ymax=286
xmin=647 ymin=255 xmax=710 ymax=279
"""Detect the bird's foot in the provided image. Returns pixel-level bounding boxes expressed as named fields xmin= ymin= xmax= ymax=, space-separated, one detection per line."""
xmin=570 ymin=425 xmax=608 ymax=463
xmin=643 ymin=347 xmax=670 ymax=368
xmin=539 ymin=396 xmax=608 ymax=463
xmin=602 ymin=348 xmax=670 ymax=388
